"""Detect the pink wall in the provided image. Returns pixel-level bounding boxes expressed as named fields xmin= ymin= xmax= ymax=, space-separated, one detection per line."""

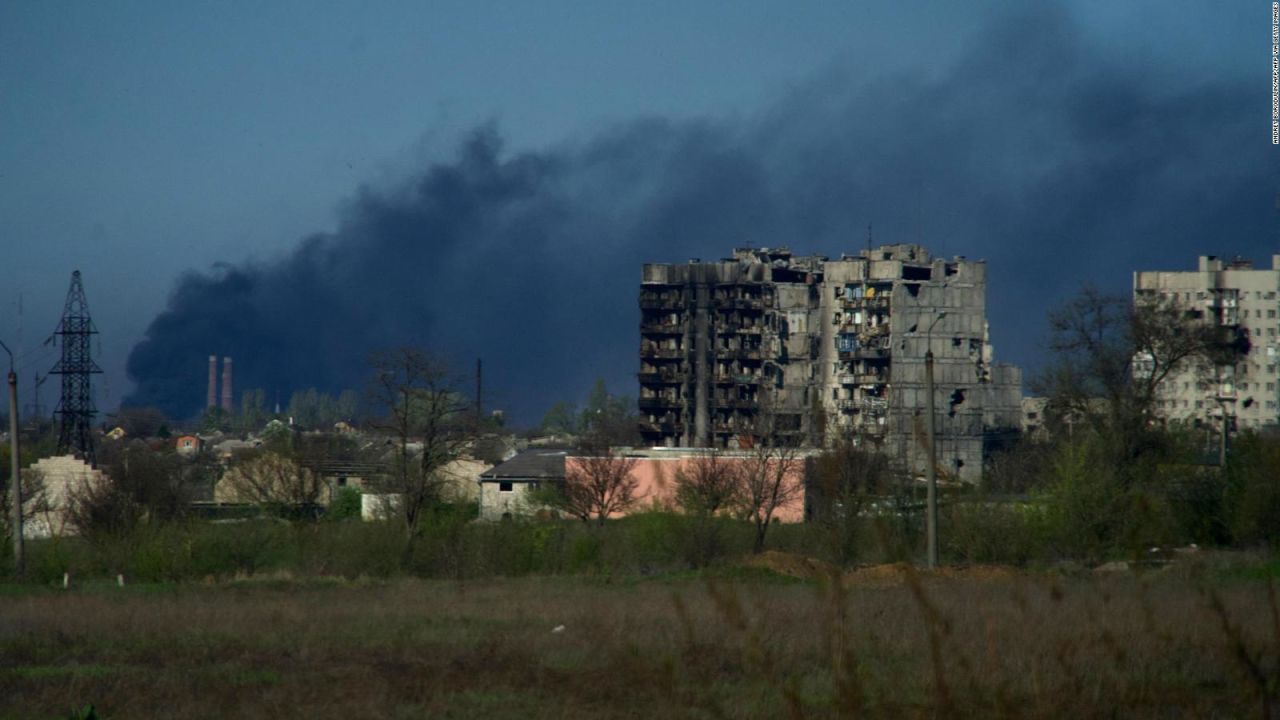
xmin=564 ymin=454 xmax=806 ymax=523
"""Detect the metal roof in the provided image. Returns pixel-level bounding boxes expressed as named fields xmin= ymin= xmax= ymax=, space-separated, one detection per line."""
xmin=479 ymin=449 xmax=567 ymax=481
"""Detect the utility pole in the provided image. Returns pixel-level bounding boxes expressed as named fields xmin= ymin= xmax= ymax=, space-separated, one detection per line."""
xmin=0 ymin=340 xmax=22 ymax=577
xmin=924 ymin=311 xmax=947 ymax=570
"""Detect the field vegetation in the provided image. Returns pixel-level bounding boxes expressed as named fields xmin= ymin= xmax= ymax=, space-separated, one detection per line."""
xmin=2 ymin=553 xmax=1278 ymax=718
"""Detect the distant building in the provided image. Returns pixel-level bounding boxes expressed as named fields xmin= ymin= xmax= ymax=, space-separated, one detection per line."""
xmin=23 ymin=455 xmax=108 ymax=538
xmin=478 ymin=449 xmax=567 ymax=521
xmin=1134 ymin=254 xmax=1280 ymax=432
xmin=175 ymin=434 xmax=202 ymax=455
xmin=638 ymin=244 xmax=1022 ymax=482
xmin=477 ymin=447 xmax=810 ymax=522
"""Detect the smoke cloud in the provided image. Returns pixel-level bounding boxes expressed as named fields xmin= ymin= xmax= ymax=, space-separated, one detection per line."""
xmin=125 ymin=5 xmax=1278 ymax=423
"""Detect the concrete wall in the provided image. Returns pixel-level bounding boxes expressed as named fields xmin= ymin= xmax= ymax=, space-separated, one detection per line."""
xmin=565 ymin=452 xmax=808 ymax=522
xmin=478 ymin=480 xmax=545 ymax=521
xmin=23 ymin=455 xmax=107 ymax=538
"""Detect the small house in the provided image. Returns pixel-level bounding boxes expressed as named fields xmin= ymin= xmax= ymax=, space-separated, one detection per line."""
xmin=478 ymin=449 xmax=566 ymax=521
xmin=175 ymin=434 xmax=202 ymax=455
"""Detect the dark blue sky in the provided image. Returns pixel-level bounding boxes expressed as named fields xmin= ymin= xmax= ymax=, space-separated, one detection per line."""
xmin=1 ymin=2 xmax=1275 ymax=423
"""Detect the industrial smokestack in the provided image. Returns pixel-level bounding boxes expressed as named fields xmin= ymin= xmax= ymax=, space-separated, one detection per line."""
xmin=207 ymin=355 xmax=218 ymax=409
xmin=221 ymin=356 xmax=233 ymax=413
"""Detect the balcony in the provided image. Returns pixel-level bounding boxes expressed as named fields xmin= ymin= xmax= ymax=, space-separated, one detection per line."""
xmin=713 ymin=373 xmax=761 ymax=386
xmin=641 ymin=346 xmax=685 ymax=360
xmin=838 ymin=346 xmax=890 ymax=361
xmin=640 ymin=321 xmax=684 ymax=335
xmin=639 ymin=419 xmax=684 ymax=435
xmin=722 ymin=298 xmax=765 ymax=311
xmin=638 ymin=370 xmax=687 ymax=384
xmin=838 ymin=372 xmax=887 ymax=386
xmin=639 ymin=396 xmax=683 ymax=411
xmin=640 ymin=296 xmax=684 ymax=310
xmin=842 ymin=295 xmax=891 ymax=310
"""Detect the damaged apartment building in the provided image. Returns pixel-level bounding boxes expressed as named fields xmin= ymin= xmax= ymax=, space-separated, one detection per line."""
xmin=1134 ymin=254 xmax=1280 ymax=432
xmin=638 ymin=244 xmax=1022 ymax=482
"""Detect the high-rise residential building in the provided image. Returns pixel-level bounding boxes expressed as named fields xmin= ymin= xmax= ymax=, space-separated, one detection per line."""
xmin=637 ymin=244 xmax=1022 ymax=482
xmin=1134 ymin=254 xmax=1280 ymax=432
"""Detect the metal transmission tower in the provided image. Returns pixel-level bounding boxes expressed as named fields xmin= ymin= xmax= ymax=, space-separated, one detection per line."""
xmin=50 ymin=270 xmax=102 ymax=462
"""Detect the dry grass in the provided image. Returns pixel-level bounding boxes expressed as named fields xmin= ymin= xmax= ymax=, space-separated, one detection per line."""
xmin=1 ymin=557 xmax=1277 ymax=718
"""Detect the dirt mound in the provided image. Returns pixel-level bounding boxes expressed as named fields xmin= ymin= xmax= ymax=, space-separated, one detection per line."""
xmin=743 ymin=551 xmax=840 ymax=579
xmin=744 ymin=553 xmax=1022 ymax=586
xmin=846 ymin=563 xmax=1020 ymax=586
xmin=844 ymin=563 xmax=913 ymax=587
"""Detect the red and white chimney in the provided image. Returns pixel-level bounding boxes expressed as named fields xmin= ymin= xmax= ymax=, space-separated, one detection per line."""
xmin=221 ymin=356 xmax=233 ymax=413
xmin=207 ymin=355 xmax=218 ymax=409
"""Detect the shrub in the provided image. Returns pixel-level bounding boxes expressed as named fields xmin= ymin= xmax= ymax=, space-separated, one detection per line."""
xmin=1226 ymin=432 xmax=1280 ymax=547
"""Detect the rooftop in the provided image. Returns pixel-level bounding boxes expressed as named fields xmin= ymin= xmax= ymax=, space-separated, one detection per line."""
xmin=480 ymin=449 xmax=567 ymax=480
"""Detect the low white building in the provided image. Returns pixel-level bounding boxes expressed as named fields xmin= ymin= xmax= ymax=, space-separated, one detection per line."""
xmin=22 ymin=455 xmax=108 ymax=538
xmin=477 ymin=449 xmax=566 ymax=521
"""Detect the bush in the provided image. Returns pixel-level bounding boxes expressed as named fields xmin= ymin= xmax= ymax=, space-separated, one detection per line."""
xmin=942 ymin=500 xmax=1047 ymax=565
xmin=327 ymin=487 xmax=363 ymax=521
xmin=1226 ymin=432 xmax=1280 ymax=547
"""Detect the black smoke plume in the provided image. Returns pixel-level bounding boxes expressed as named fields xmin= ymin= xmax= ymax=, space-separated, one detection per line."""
xmin=125 ymin=5 xmax=1279 ymax=423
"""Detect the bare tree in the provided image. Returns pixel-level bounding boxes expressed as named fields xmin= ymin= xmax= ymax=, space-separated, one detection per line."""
xmin=808 ymin=438 xmax=892 ymax=564
xmin=1040 ymin=286 xmax=1240 ymax=459
xmin=67 ymin=442 xmax=190 ymax=537
xmin=224 ymin=450 xmax=326 ymax=515
xmin=674 ymin=448 xmax=740 ymax=565
xmin=735 ymin=431 xmax=805 ymax=554
xmin=556 ymin=430 xmax=640 ymax=524
xmin=674 ymin=449 xmax=739 ymax=516
xmin=367 ymin=348 xmax=472 ymax=533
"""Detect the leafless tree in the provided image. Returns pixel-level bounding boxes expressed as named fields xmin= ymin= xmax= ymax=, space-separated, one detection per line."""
xmin=1040 ymin=286 xmax=1241 ymax=459
xmin=67 ymin=443 xmax=190 ymax=536
xmin=367 ymin=347 xmax=472 ymax=533
xmin=224 ymin=450 xmax=326 ymax=514
xmin=734 ymin=422 xmax=805 ymax=554
xmin=808 ymin=438 xmax=892 ymax=564
xmin=556 ymin=430 xmax=640 ymax=524
xmin=673 ymin=448 xmax=740 ymax=565
xmin=674 ymin=448 xmax=739 ymax=516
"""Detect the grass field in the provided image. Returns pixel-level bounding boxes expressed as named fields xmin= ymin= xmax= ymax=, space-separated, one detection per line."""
xmin=2 ymin=553 xmax=1278 ymax=719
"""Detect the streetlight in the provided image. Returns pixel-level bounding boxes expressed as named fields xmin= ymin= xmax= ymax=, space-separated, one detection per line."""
xmin=0 ymin=340 xmax=21 ymax=577
xmin=924 ymin=311 xmax=946 ymax=569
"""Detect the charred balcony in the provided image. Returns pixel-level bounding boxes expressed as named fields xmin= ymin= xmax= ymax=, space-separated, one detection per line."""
xmin=637 ymin=368 xmax=687 ymax=384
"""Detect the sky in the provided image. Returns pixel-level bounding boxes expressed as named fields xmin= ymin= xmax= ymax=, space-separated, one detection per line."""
xmin=0 ymin=1 xmax=1276 ymax=425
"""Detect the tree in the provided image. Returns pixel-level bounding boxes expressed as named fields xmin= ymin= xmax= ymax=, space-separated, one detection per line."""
xmin=367 ymin=348 xmax=472 ymax=534
xmin=111 ymin=406 xmax=169 ymax=438
xmin=554 ymin=429 xmax=640 ymax=524
xmin=198 ymin=405 xmax=231 ymax=434
xmin=538 ymin=401 xmax=580 ymax=436
xmin=674 ymin=448 xmax=740 ymax=565
xmin=808 ymin=438 xmax=893 ymax=565
xmin=580 ymin=377 xmax=642 ymax=446
xmin=237 ymin=388 xmax=268 ymax=433
xmin=1039 ymin=286 xmax=1230 ymax=461
xmin=675 ymin=449 xmax=740 ymax=516
xmin=224 ymin=449 xmax=326 ymax=517
xmin=1225 ymin=431 xmax=1280 ymax=546
xmin=67 ymin=441 xmax=190 ymax=537
xmin=734 ymin=413 xmax=805 ymax=554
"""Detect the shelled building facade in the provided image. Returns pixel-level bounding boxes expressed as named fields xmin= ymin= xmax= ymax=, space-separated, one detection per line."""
xmin=638 ymin=244 xmax=1022 ymax=482
xmin=1134 ymin=254 xmax=1280 ymax=432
